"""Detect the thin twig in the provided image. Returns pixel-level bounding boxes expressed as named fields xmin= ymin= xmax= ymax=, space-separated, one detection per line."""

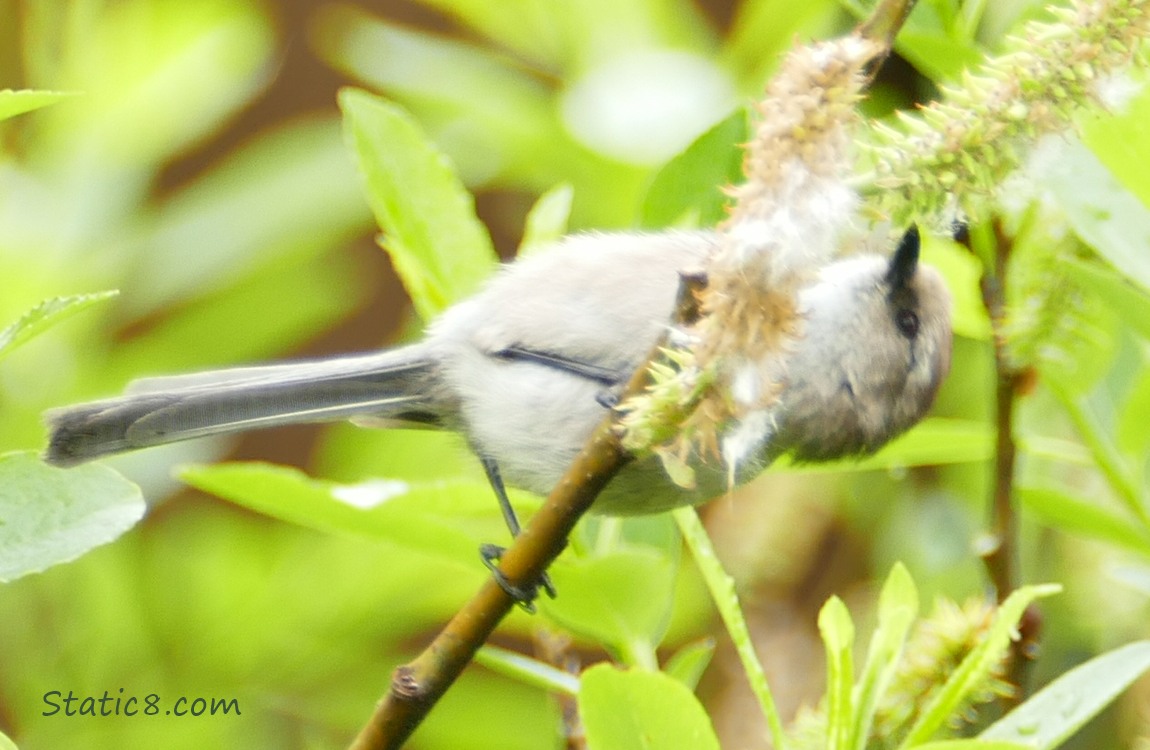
xmin=978 ymin=219 xmax=1020 ymax=601
xmin=857 ymin=0 xmax=918 ymax=76
xmin=972 ymin=218 xmax=1041 ymax=703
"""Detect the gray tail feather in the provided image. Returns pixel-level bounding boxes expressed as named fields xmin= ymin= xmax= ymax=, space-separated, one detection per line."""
xmin=45 ymin=346 xmax=440 ymax=467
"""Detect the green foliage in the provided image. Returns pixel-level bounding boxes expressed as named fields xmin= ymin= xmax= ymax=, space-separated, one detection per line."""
xmin=0 ymin=452 xmax=144 ymax=582
xmin=820 ymin=596 xmax=857 ymax=750
xmin=674 ymin=506 xmax=788 ymax=748
xmin=1082 ymin=83 xmax=1150 ymax=219
xmin=908 ymin=742 xmax=1028 ymax=750
xmin=1036 ymin=137 xmax=1150 ymax=294
xmin=0 ymin=2 xmax=377 ymax=746
xmin=473 ymin=644 xmax=581 ymax=696
xmin=0 ymin=89 xmax=74 ymax=122
xmin=777 ymin=417 xmax=995 ymax=473
xmin=518 ymin=182 xmax=575 ymax=256
xmin=314 ymin=4 xmax=651 ymax=229
xmin=178 ymin=461 xmax=525 ymax=564
xmin=543 ymin=547 xmax=677 ymax=666
xmin=340 ymin=88 xmax=498 ymax=319
xmin=1019 ymin=486 xmax=1150 ymax=555
xmin=661 ymin=637 xmax=716 ymax=690
xmin=0 ymin=292 xmax=143 ymax=582
xmin=640 ymin=108 xmax=748 ymax=228
xmin=579 ymin=664 xmax=721 ymax=750
xmin=899 ymin=586 xmax=1059 ymax=747
xmin=854 ymin=563 xmax=919 ymax=750
xmin=981 ymin=642 xmax=1150 ymax=749
xmin=563 ymin=562 xmax=1136 ymax=750
xmin=0 ymin=292 xmax=117 ymax=362
xmin=4 ymin=0 xmax=1150 ymax=748
xmin=781 ymin=567 xmax=1112 ymax=750
xmin=916 ymin=232 xmax=993 ymax=340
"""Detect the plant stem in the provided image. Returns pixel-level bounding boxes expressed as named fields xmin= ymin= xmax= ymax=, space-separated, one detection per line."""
xmin=988 ymin=358 xmax=1021 ymax=599
xmin=973 ymin=218 xmax=1041 ymax=703
xmin=975 ymin=219 xmax=1019 ymax=601
xmin=674 ymin=507 xmax=789 ymax=750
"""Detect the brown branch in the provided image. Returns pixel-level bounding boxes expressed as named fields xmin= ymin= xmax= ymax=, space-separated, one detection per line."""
xmin=349 ymin=274 xmax=705 ymax=749
xmin=349 ymin=423 xmax=627 ymax=749
xmin=857 ymin=0 xmax=918 ymax=77
xmin=971 ymin=218 xmax=1042 ymax=703
xmin=977 ymin=218 xmax=1020 ymax=601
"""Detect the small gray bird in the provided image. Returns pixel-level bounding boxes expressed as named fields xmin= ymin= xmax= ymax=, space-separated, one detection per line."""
xmin=45 ymin=227 xmax=951 ymax=517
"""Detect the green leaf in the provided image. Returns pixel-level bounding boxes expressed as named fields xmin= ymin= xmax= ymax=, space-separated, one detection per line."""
xmin=1064 ymin=256 xmax=1150 ymax=342
xmin=1046 ymin=378 xmax=1146 ymax=525
xmin=0 ymin=89 xmax=74 ymax=122
xmin=898 ymin=584 xmax=1062 ymax=748
xmin=1040 ymin=138 xmax=1150 ymax=293
xmin=518 ymin=183 xmax=574 ymax=257
xmin=542 ymin=549 xmax=675 ymax=662
xmin=0 ymin=291 xmax=118 ymax=362
xmin=820 ymin=596 xmax=856 ymax=750
xmin=400 ymin=0 xmax=713 ymax=71
xmin=103 ymin=247 xmax=368 ymax=390
xmin=894 ymin=30 xmax=984 ymax=84
xmin=981 ymin=641 xmax=1150 ymax=749
xmin=339 ymin=88 xmax=497 ymax=320
xmin=777 ymin=418 xmax=994 ymax=473
xmin=1117 ymin=369 xmax=1150 ymax=459
xmin=1082 ymin=83 xmax=1150 ymax=212
xmin=640 ymin=108 xmax=746 ymax=228
xmin=1108 ymin=564 xmax=1150 ymax=597
xmin=314 ymin=6 xmax=650 ymax=230
xmin=579 ymin=664 xmax=720 ymax=750
xmin=723 ymin=0 xmax=838 ymax=90
xmin=120 ymin=117 xmax=372 ymax=316
xmin=0 ymin=451 xmax=144 ymax=583
xmin=922 ymin=234 xmax=991 ymax=340
xmin=474 ymin=644 xmax=581 ymax=696
xmin=852 ymin=563 xmax=919 ymax=750
xmin=317 ymin=8 xmax=562 ymax=186
xmin=178 ymin=461 xmax=526 ymax=565
xmin=663 ymin=639 xmax=716 ymax=690
xmin=38 ymin=2 xmax=275 ymax=169
xmin=912 ymin=742 xmax=1030 ymax=750
xmin=1019 ymin=487 xmax=1150 ymax=555
xmin=314 ymin=425 xmax=478 ymax=485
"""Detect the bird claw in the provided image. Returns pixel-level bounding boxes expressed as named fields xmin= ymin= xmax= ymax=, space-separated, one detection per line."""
xmin=479 ymin=543 xmax=557 ymax=613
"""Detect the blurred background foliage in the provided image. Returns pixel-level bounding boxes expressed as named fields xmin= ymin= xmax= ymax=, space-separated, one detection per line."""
xmin=0 ymin=0 xmax=1148 ymax=748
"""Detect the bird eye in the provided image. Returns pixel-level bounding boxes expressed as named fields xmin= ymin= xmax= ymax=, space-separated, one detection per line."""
xmin=896 ymin=308 xmax=920 ymax=338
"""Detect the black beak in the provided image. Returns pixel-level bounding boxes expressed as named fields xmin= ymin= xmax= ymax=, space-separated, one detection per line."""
xmin=886 ymin=225 xmax=920 ymax=289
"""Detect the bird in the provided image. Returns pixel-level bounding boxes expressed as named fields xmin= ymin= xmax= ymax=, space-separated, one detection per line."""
xmin=45 ymin=226 xmax=951 ymax=519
